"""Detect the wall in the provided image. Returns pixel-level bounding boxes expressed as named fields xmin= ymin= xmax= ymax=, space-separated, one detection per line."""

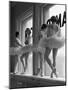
xmin=10 ymin=5 xmax=17 ymax=72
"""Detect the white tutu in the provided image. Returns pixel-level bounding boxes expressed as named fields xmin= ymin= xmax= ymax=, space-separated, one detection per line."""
xmin=38 ymin=35 xmax=65 ymax=49
xmin=10 ymin=35 xmax=65 ymax=55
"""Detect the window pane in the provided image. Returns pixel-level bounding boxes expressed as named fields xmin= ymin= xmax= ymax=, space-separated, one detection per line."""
xmin=44 ymin=5 xmax=66 ymax=78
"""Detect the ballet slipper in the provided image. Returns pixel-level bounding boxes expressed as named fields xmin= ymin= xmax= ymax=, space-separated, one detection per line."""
xmin=50 ymin=68 xmax=58 ymax=78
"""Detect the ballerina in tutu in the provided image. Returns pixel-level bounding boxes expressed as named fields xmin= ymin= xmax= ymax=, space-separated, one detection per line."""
xmin=39 ymin=16 xmax=65 ymax=77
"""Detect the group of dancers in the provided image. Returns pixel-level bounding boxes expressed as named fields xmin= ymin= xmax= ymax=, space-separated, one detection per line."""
xmin=12 ymin=16 xmax=65 ymax=78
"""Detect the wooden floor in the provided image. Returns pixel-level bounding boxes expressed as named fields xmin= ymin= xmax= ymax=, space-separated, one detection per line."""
xmin=9 ymin=73 xmax=66 ymax=89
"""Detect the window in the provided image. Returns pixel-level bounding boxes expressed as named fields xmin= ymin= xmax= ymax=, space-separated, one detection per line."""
xmin=42 ymin=4 xmax=66 ymax=79
xmin=17 ymin=8 xmax=33 ymax=75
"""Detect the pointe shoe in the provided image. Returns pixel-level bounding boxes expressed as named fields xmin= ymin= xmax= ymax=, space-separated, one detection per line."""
xmin=50 ymin=72 xmax=58 ymax=78
xmin=41 ymin=73 xmax=43 ymax=77
xmin=24 ymin=67 xmax=27 ymax=72
xmin=50 ymin=68 xmax=56 ymax=78
xmin=50 ymin=71 xmax=53 ymax=78
xmin=50 ymin=69 xmax=58 ymax=78
xmin=55 ymin=72 xmax=59 ymax=78
xmin=37 ymin=68 xmax=40 ymax=74
xmin=50 ymin=67 xmax=58 ymax=78
xmin=53 ymin=68 xmax=58 ymax=78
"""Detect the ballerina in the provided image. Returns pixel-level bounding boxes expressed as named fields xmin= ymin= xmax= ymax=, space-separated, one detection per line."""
xmin=39 ymin=16 xmax=65 ymax=77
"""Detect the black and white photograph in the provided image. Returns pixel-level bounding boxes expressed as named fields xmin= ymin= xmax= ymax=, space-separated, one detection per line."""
xmin=9 ymin=1 xmax=66 ymax=89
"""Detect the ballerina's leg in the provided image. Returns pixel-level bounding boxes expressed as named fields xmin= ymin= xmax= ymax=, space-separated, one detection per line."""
xmin=44 ymin=47 xmax=58 ymax=77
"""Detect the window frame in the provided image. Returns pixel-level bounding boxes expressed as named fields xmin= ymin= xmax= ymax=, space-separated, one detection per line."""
xmin=40 ymin=4 xmax=55 ymax=24
xmin=16 ymin=7 xmax=33 ymax=42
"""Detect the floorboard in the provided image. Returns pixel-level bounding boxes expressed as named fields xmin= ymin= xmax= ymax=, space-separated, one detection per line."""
xmin=9 ymin=73 xmax=66 ymax=89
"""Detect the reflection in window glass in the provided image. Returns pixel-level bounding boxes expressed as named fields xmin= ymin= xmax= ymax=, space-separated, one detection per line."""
xmin=45 ymin=5 xmax=65 ymax=79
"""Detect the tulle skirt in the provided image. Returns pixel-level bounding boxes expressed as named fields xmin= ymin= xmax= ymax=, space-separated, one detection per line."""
xmin=10 ymin=35 xmax=65 ymax=55
xmin=10 ymin=46 xmax=22 ymax=55
xmin=38 ymin=35 xmax=65 ymax=49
